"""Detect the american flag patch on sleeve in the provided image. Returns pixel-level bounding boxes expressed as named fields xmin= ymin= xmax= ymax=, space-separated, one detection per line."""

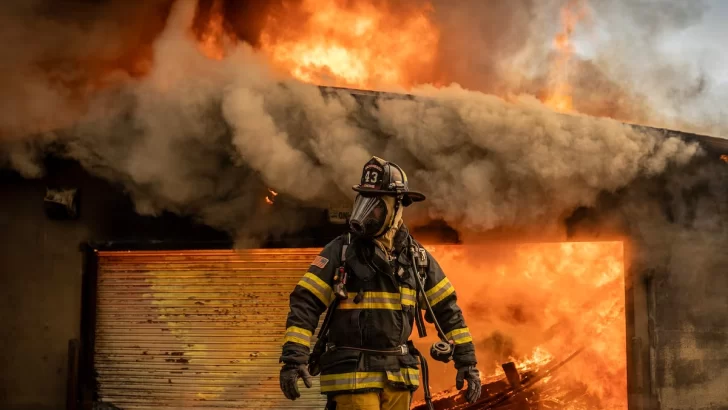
xmin=311 ymin=255 xmax=329 ymax=269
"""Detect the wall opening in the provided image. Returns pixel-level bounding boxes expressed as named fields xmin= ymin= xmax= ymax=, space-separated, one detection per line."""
xmin=412 ymin=241 xmax=627 ymax=409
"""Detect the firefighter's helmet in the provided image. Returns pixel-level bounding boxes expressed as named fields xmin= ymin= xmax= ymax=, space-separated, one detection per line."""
xmin=352 ymin=156 xmax=425 ymax=206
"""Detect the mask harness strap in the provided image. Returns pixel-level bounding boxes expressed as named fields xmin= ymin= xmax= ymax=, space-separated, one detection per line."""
xmin=308 ymin=233 xmax=350 ymax=378
xmin=408 ymin=236 xmax=453 ymax=410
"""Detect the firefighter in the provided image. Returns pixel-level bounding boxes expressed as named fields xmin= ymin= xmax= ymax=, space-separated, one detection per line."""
xmin=279 ymin=156 xmax=481 ymax=410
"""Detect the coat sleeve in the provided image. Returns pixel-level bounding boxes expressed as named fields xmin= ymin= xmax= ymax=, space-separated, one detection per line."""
xmin=422 ymin=249 xmax=478 ymax=368
xmin=279 ymin=237 xmax=342 ymax=365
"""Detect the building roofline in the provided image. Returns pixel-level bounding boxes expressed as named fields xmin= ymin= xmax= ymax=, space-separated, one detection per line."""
xmin=319 ymin=85 xmax=728 ymax=155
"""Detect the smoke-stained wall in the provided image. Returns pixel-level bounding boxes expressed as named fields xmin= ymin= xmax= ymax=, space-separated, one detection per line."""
xmin=634 ymin=164 xmax=728 ymax=410
xmin=568 ymin=160 xmax=728 ymax=410
xmin=0 ymin=159 xmax=230 ymax=410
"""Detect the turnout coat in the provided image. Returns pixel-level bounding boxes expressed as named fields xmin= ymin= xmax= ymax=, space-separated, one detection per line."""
xmin=280 ymin=227 xmax=477 ymax=396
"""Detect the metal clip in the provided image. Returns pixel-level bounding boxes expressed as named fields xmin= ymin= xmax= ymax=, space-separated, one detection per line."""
xmin=417 ymin=247 xmax=427 ymax=268
xmin=334 ymin=266 xmax=348 ymax=300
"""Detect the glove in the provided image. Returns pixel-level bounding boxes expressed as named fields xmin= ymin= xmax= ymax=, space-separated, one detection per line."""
xmin=456 ymin=365 xmax=481 ymax=404
xmin=280 ymin=363 xmax=313 ymax=400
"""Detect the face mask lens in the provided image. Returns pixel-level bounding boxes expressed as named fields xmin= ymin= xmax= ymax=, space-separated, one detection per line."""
xmin=350 ymin=195 xmax=389 ymax=237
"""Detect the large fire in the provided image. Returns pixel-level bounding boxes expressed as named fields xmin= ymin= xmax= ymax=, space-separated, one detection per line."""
xmin=188 ymin=4 xmax=628 ymax=407
xmin=196 ymin=0 xmax=231 ymax=61
xmin=543 ymin=0 xmax=589 ymax=113
xmin=193 ymin=0 xmax=591 ymax=113
xmin=412 ymin=241 xmax=627 ymax=409
xmin=257 ymin=0 xmax=439 ymax=90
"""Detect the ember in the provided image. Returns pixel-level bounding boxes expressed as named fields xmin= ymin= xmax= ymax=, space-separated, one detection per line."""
xmin=265 ymin=188 xmax=278 ymax=205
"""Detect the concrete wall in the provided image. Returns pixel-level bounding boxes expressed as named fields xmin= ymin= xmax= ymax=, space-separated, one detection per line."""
xmin=650 ymin=165 xmax=728 ymax=410
xmin=654 ymin=236 xmax=728 ymax=410
xmin=619 ymin=162 xmax=728 ymax=410
xmin=0 ymin=159 xmax=228 ymax=410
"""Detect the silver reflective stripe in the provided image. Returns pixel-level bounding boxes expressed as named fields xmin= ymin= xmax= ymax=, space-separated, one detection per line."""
xmin=298 ymin=273 xmax=334 ymax=304
xmin=401 ymin=293 xmax=416 ymax=305
xmin=427 ymin=280 xmax=454 ymax=306
xmin=286 ymin=330 xmax=310 ymax=341
xmin=354 ymin=297 xmax=398 ymax=304
xmin=339 ymin=292 xmax=402 ymax=310
xmin=319 ymin=372 xmax=389 ymax=392
xmin=386 ymin=369 xmax=420 ymax=386
xmin=452 ymin=332 xmax=470 ymax=341
xmin=321 ymin=376 xmax=383 ymax=387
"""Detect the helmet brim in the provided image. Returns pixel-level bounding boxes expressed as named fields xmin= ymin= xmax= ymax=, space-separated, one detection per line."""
xmin=352 ymin=185 xmax=426 ymax=206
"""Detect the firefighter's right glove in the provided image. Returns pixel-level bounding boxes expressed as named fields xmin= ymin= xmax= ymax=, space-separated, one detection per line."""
xmin=280 ymin=363 xmax=313 ymax=400
xmin=456 ymin=365 xmax=482 ymax=404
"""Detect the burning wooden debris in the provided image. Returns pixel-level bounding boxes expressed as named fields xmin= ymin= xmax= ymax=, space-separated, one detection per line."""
xmin=412 ymin=348 xmax=591 ymax=410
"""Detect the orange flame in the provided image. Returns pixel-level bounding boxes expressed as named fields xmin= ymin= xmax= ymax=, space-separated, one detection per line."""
xmin=543 ymin=0 xmax=589 ymax=113
xmin=196 ymin=0 xmax=234 ymax=61
xmin=721 ymin=154 xmax=728 ymax=163
xmin=412 ymin=241 xmax=627 ymax=408
xmin=257 ymin=0 xmax=439 ymax=90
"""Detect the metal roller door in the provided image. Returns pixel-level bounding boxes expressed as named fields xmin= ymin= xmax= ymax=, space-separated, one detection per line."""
xmin=94 ymin=249 xmax=326 ymax=409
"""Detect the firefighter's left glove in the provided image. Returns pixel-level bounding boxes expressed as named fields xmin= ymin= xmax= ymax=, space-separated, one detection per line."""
xmin=456 ymin=365 xmax=481 ymax=404
xmin=280 ymin=363 xmax=313 ymax=400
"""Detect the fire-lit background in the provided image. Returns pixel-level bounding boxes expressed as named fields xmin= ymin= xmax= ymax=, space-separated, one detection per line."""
xmin=413 ymin=241 xmax=627 ymax=409
xmin=1 ymin=0 xmax=727 ymax=410
xmin=2 ymin=0 xmax=726 ymax=142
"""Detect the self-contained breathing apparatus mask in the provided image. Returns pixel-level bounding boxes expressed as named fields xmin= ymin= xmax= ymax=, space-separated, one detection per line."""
xmin=349 ymin=194 xmax=396 ymax=238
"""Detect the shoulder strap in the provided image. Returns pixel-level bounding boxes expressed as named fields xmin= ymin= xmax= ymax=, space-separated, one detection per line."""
xmin=408 ymin=237 xmax=449 ymax=343
xmin=316 ymin=233 xmax=350 ymax=338
xmin=413 ymin=241 xmax=428 ymax=272
xmin=341 ymin=232 xmax=350 ymax=263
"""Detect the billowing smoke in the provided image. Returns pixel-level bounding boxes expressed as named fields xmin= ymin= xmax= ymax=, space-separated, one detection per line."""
xmin=428 ymin=0 xmax=726 ymax=133
xmin=0 ymin=0 xmax=705 ymax=244
xmin=0 ymin=0 xmax=173 ymax=141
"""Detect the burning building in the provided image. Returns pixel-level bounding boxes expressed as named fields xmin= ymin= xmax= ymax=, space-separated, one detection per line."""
xmin=1 ymin=1 xmax=727 ymax=410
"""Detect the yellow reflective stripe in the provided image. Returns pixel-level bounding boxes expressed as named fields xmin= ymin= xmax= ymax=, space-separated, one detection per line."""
xmin=386 ymin=368 xmax=420 ymax=386
xmin=339 ymin=301 xmax=401 ymax=310
xmin=297 ymin=272 xmax=334 ymax=305
xmin=366 ymin=291 xmax=402 ymax=298
xmin=282 ymin=326 xmax=313 ymax=346
xmin=445 ymin=327 xmax=473 ymax=345
xmin=400 ymin=287 xmax=416 ymax=297
xmin=338 ymin=291 xmax=401 ymax=310
xmin=400 ymin=286 xmax=417 ymax=307
xmin=320 ymin=372 xmax=387 ymax=392
xmin=425 ymin=278 xmax=448 ymax=298
xmin=426 ymin=277 xmax=455 ymax=307
xmin=288 ymin=326 xmax=312 ymax=337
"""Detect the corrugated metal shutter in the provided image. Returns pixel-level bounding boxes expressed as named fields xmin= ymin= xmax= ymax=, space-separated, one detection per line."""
xmin=95 ymin=249 xmax=327 ymax=410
